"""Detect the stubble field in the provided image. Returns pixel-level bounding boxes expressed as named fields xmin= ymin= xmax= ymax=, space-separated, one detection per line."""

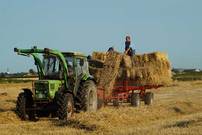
xmin=0 ymin=81 xmax=202 ymax=135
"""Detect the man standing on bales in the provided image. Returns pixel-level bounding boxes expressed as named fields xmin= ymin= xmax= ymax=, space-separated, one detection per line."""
xmin=124 ymin=35 xmax=135 ymax=56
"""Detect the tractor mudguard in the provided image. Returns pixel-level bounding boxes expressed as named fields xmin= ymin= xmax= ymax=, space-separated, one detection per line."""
xmin=22 ymin=89 xmax=33 ymax=96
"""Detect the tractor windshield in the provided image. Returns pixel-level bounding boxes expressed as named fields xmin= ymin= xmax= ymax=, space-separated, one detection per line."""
xmin=43 ymin=56 xmax=62 ymax=79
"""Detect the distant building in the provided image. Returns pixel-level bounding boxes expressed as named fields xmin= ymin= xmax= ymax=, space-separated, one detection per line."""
xmin=172 ymin=68 xmax=201 ymax=73
xmin=184 ymin=69 xmax=201 ymax=72
xmin=172 ymin=68 xmax=185 ymax=73
xmin=195 ymin=69 xmax=201 ymax=72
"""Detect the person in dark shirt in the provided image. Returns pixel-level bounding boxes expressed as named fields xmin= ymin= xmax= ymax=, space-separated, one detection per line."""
xmin=124 ymin=35 xmax=135 ymax=56
xmin=125 ymin=36 xmax=131 ymax=51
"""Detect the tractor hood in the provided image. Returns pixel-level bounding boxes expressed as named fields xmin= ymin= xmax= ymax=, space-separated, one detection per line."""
xmin=34 ymin=80 xmax=63 ymax=100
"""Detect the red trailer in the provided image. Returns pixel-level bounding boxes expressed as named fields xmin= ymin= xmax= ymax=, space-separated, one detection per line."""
xmin=97 ymin=80 xmax=162 ymax=107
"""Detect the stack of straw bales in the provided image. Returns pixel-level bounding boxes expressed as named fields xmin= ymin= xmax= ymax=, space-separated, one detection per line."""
xmin=89 ymin=51 xmax=172 ymax=96
xmin=119 ymin=52 xmax=172 ymax=86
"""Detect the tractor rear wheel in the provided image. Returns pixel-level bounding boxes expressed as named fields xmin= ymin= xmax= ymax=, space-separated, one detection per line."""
xmin=144 ymin=92 xmax=154 ymax=105
xmin=16 ymin=92 xmax=35 ymax=120
xmin=131 ymin=93 xmax=140 ymax=107
xmin=57 ymin=93 xmax=74 ymax=120
xmin=76 ymin=80 xmax=97 ymax=112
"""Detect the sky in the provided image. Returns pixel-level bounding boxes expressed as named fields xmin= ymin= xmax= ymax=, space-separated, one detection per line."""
xmin=0 ymin=0 xmax=202 ymax=73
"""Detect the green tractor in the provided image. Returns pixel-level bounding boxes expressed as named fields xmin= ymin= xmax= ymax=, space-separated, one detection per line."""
xmin=14 ymin=47 xmax=97 ymax=120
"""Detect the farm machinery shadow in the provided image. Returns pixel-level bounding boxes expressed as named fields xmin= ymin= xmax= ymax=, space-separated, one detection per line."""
xmin=51 ymin=119 xmax=97 ymax=132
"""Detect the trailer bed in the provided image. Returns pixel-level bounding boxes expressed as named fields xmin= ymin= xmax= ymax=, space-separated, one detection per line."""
xmin=97 ymin=80 xmax=163 ymax=107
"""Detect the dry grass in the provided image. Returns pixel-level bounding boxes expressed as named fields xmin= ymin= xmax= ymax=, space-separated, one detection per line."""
xmin=0 ymin=81 xmax=202 ymax=135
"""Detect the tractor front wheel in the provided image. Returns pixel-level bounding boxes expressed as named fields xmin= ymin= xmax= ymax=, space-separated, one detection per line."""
xmin=57 ymin=93 xmax=74 ymax=120
xmin=16 ymin=92 xmax=35 ymax=120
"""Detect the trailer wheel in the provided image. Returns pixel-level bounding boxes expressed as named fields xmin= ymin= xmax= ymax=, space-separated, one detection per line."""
xmin=131 ymin=93 xmax=140 ymax=107
xmin=144 ymin=92 xmax=154 ymax=105
xmin=113 ymin=99 xmax=119 ymax=106
xmin=97 ymin=98 xmax=104 ymax=109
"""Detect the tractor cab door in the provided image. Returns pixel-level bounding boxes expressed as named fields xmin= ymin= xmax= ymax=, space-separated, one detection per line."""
xmin=75 ymin=58 xmax=88 ymax=77
xmin=74 ymin=58 xmax=88 ymax=93
xmin=65 ymin=56 xmax=76 ymax=92
xmin=75 ymin=58 xmax=83 ymax=77
xmin=65 ymin=56 xmax=88 ymax=95
xmin=65 ymin=57 xmax=74 ymax=77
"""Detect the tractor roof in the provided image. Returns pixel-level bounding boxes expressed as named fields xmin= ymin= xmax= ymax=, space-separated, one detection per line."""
xmin=62 ymin=52 xmax=87 ymax=57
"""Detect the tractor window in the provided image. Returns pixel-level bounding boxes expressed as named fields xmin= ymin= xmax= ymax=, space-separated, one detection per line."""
xmin=43 ymin=56 xmax=60 ymax=79
xmin=76 ymin=58 xmax=88 ymax=76
xmin=76 ymin=58 xmax=82 ymax=76
xmin=82 ymin=59 xmax=88 ymax=73
xmin=65 ymin=57 xmax=74 ymax=76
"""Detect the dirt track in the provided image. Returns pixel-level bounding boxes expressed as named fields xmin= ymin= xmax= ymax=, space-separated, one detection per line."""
xmin=0 ymin=81 xmax=202 ymax=135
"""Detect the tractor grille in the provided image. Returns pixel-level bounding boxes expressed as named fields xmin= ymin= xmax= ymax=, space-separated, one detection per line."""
xmin=35 ymin=82 xmax=49 ymax=99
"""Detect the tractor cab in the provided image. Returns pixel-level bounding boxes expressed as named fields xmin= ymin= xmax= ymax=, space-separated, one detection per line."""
xmin=62 ymin=52 xmax=90 ymax=81
xmin=42 ymin=52 xmax=89 ymax=80
xmin=34 ymin=52 xmax=89 ymax=100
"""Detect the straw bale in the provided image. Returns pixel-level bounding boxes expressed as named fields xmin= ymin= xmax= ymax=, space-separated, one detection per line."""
xmin=96 ymin=51 xmax=123 ymax=96
xmin=92 ymin=52 xmax=107 ymax=62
